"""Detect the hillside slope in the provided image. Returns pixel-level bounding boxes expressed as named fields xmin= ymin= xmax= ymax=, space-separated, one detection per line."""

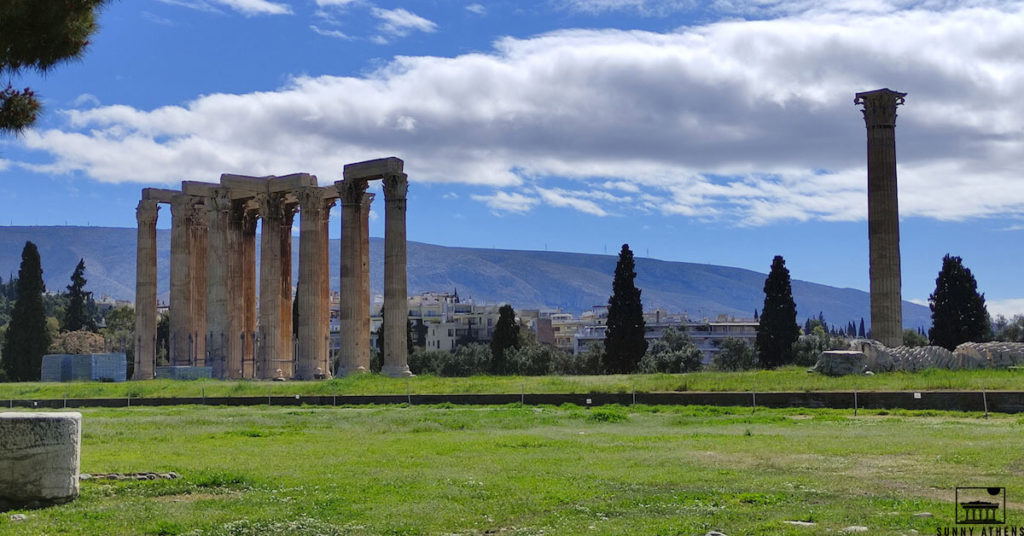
xmin=0 ymin=226 xmax=930 ymax=329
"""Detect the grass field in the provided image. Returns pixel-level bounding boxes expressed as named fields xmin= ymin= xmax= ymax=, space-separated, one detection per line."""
xmin=2 ymin=366 xmax=1024 ymax=400
xmin=1 ymin=403 xmax=1021 ymax=535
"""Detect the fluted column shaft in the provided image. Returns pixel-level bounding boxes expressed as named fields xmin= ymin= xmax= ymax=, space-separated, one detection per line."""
xmin=296 ymin=188 xmax=332 ymax=380
xmin=258 ymin=194 xmax=295 ymax=379
xmin=382 ymin=173 xmax=412 ymax=377
xmin=222 ymin=202 xmax=246 ymax=379
xmin=134 ymin=200 xmax=159 ymax=380
xmin=169 ymin=196 xmax=193 ymax=367
xmin=337 ymin=179 xmax=368 ymax=375
xmin=189 ymin=204 xmax=207 ymax=366
xmin=857 ymin=88 xmax=906 ymax=348
xmin=205 ymin=192 xmax=231 ymax=379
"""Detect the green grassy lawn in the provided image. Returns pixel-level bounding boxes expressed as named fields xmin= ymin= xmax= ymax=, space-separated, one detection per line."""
xmin=1 ymin=366 xmax=1024 ymax=400
xmin=1 ymin=404 xmax=1021 ymax=535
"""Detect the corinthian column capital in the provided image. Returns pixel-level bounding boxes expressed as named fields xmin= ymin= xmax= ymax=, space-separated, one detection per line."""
xmin=336 ymin=178 xmax=369 ymax=206
xmin=137 ymin=200 xmax=160 ymax=225
xmin=855 ymin=88 xmax=906 ymax=128
xmin=382 ymin=173 xmax=408 ymax=201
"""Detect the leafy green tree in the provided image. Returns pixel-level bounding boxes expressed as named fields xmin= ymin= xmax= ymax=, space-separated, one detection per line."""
xmin=506 ymin=343 xmax=559 ymax=376
xmin=756 ymin=255 xmax=800 ymax=368
xmin=928 ymin=254 xmax=990 ymax=351
xmin=490 ymin=304 xmax=520 ymax=374
xmin=101 ymin=305 xmax=134 ymax=377
xmin=1 ymin=242 xmax=51 ymax=381
xmin=712 ymin=337 xmax=757 ymax=371
xmin=550 ymin=344 xmax=602 ymax=376
xmin=1 ymin=1 xmax=109 ymax=132
xmin=603 ymin=244 xmax=647 ymax=374
xmin=638 ymin=327 xmax=702 ymax=373
xmin=61 ymin=258 xmax=97 ymax=332
xmin=902 ymin=329 xmax=928 ymax=347
xmin=991 ymin=314 xmax=1024 ymax=343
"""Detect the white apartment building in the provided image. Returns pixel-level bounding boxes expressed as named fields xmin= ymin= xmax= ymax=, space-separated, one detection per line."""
xmin=573 ymin=314 xmax=758 ymax=363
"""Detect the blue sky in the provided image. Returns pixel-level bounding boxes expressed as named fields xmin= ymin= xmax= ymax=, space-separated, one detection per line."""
xmin=1 ymin=0 xmax=1023 ymax=317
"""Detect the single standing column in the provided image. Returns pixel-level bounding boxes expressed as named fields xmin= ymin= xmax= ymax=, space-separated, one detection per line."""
xmin=382 ymin=173 xmax=413 ymax=377
xmin=258 ymin=194 xmax=284 ymax=378
xmin=336 ymin=178 xmax=368 ymax=375
xmin=189 ymin=203 xmax=207 ymax=366
xmin=168 ymin=195 xmax=193 ymax=367
xmin=359 ymin=193 xmax=374 ymax=371
xmin=856 ymin=88 xmax=906 ymax=348
xmin=279 ymin=204 xmax=296 ymax=378
xmin=296 ymin=187 xmax=331 ymax=380
xmin=241 ymin=204 xmax=258 ymax=378
xmin=205 ymin=191 xmax=231 ymax=379
xmin=223 ymin=201 xmax=245 ymax=379
xmin=134 ymin=200 xmax=159 ymax=380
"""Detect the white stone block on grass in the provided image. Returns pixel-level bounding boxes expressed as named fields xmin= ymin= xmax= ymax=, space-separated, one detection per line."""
xmin=0 ymin=412 xmax=81 ymax=508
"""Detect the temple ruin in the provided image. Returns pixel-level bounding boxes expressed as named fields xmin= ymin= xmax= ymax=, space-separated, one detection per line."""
xmin=133 ymin=157 xmax=412 ymax=380
xmin=855 ymin=88 xmax=906 ymax=348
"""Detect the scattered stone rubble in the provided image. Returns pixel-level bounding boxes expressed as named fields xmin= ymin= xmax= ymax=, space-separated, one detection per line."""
xmin=812 ymin=339 xmax=1024 ymax=375
xmin=80 ymin=472 xmax=180 ymax=481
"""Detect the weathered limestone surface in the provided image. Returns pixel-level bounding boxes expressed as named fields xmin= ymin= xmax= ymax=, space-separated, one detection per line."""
xmin=189 ymin=203 xmax=208 ymax=366
xmin=359 ymin=193 xmax=374 ymax=372
xmin=257 ymin=193 xmax=295 ymax=379
xmin=169 ymin=195 xmax=194 ymax=366
xmin=134 ymin=200 xmax=159 ymax=380
xmin=812 ymin=351 xmax=867 ymax=376
xmin=856 ymin=88 xmax=906 ymax=348
xmin=382 ymin=172 xmax=413 ymax=377
xmin=0 ymin=413 xmax=81 ymax=508
xmin=295 ymin=187 xmax=335 ymax=380
xmin=336 ymin=178 xmax=368 ymax=375
xmin=241 ymin=204 xmax=258 ymax=378
xmin=205 ymin=191 xmax=231 ymax=379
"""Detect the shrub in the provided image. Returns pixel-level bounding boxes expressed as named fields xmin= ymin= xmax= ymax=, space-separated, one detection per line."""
xmin=639 ymin=330 xmax=703 ymax=373
xmin=50 ymin=329 xmax=105 ymax=354
xmin=550 ymin=344 xmax=603 ymax=375
xmin=713 ymin=338 xmax=757 ymax=371
xmin=507 ymin=343 xmax=564 ymax=376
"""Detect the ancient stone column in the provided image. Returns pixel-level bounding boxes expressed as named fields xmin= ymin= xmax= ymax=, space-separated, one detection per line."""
xmin=189 ymin=203 xmax=207 ymax=366
xmin=222 ymin=201 xmax=246 ymax=379
xmin=856 ymin=88 xmax=906 ymax=348
xmin=336 ymin=178 xmax=368 ymax=375
xmin=257 ymin=193 xmax=295 ymax=379
xmin=205 ymin=191 xmax=231 ymax=379
xmin=295 ymin=187 xmax=333 ymax=380
xmin=241 ymin=204 xmax=258 ymax=378
xmin=134 ymin=200 xmax=159 ymax=380
xmin=168 ymin=195 xmax=193 ymax=367
xmin=360 ymin=193 xmax=374 ymax=371
xmin=382 ymin=173 xmax=413 ymax=377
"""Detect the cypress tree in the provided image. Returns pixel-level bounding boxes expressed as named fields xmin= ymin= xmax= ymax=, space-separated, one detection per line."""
xmin=755 ymin=255 xmax=800 ymax=368
xmin=490 ymin=304 xmax=520 ymax=374
xmin=62 ymin=258 xmax=96 ymax=332
xmin=1 ymin=242 xmax=51 ymax=381
xmin=858 ymin=318 xmax=866 ymax=338
xmin=603 ymin=244 xmax=647 ymax=374
xmin=928 ymin=254 xmax=990 ymax=351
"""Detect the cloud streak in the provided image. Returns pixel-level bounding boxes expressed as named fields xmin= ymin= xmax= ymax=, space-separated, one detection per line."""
xmin=17 ymin=2 xmax=1024 ymax=225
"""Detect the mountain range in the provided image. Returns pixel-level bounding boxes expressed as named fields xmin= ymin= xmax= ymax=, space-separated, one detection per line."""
xmin=0 ymin=226 xmax=931 ymax=329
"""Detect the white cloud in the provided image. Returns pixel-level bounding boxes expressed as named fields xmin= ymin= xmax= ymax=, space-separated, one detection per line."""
xmin=71 ymin=94 xmax=101 ymax=108
xmin=560 ymin=0 xmax=692 ymax=15
xmin=316 ymin=0 xmax=359 ymax=6
xmin=17 ymin=3 xmax=1024 ymax=225
xmin=158 ymin=0 xmax=292 ymax=16
xmin=310 ymin=24 xmax=351 ymax=39
xmin=471 ymin=191 xmax=540 ymax=214
xmin=371 ymin=8 xmax=437 ymax=38
xmin=536 ymin=187 xmax=609 ymax=216
xmin=466 ymin=3 xmax=486 ymax=15
xmin=987 ymin=298 xmax=1024 ymax=318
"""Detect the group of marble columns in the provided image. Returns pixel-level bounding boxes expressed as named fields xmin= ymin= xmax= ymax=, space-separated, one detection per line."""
xmin=133 ymin=157 xmax=412 ymax=380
